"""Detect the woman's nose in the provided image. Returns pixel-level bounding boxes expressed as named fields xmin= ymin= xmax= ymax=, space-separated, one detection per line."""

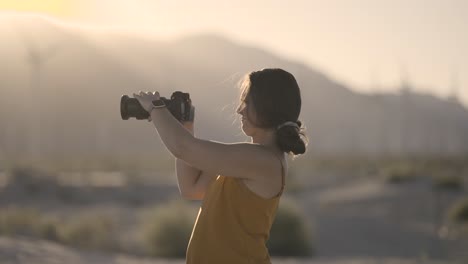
xmin=236 ymin=106 xmax=243 ymax=115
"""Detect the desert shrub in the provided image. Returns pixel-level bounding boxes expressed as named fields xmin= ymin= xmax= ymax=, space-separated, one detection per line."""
xmin=6 ymin=166 xmax=58 ymax=195
xmin=58 ymin=214 xmax=118 ymax=251
xmin=141 ymin=200 xmax=196 ymax=258
xmin=36 ymin=217 xmax=60 ymax=241
xmin=0 ymin=208 xmax=41 ymax=236
xmin=380 ymin=162 xmax=422 ymax=184
xmin=0 ymin=208 xmax=59 ymax=241
xmin=0 ymin=208 xmax=118 ymax=250
xmin=432 ymin=174 xmax=463 ymax=191
xmin=267 ymin=198 xmax=314 ymax=256
xmin=448 ymin=197 xmax=468 ymax=224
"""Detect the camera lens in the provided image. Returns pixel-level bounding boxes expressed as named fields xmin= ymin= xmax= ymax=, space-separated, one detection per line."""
xmin=120 ymin=95 xmax=150 ymax=120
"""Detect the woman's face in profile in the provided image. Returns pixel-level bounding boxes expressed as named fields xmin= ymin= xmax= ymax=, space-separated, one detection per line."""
xmin=237 ymin=96 xmax=258 ymax=136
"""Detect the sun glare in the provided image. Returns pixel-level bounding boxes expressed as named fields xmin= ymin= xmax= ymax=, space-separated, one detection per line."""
xmin=0 ymin=0 xmax=73 ymax=17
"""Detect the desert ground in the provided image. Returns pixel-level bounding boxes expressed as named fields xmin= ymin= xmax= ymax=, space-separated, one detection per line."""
xmin=1 ymin=159 xmax=467 ymax=264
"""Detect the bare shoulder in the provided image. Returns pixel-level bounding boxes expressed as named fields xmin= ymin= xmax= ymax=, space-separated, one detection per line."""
xmin=222 ymin=143 xmax=282 ymax=177
xmin=240 ymin=151 xmax=286 ymax=199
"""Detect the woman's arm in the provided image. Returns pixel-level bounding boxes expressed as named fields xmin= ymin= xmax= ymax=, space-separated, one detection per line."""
xmin=134 ymin=92 xmax=278 ymax=181
xmin=175 ymin=158 xmax=201 ymax=197
xmin=176 ymin=159 xmax=218 ymax=200
xmin=175 ymin=122 xmax=217 ymax=200
xmin=175 ymin=122 xmax=201 ymax=198
xmin=149 ymin=107 xmax=277 ymax=181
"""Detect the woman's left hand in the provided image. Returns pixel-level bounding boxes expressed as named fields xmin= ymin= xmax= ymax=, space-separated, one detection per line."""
xmin=133 ymin=91 xmax=161 ymax=113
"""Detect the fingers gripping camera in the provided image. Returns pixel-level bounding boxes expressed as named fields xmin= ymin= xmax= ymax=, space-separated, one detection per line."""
xmin=120 ymin=91 xmax=195 ymax=122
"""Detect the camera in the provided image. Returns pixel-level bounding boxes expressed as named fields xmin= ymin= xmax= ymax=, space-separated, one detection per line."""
xmin=120 ymin=91 xmax=195 ymax=122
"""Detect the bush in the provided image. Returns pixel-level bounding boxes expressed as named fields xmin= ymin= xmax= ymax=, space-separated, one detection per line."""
xmin=267 ymin=198 xmax=314 ymax=256
xmin=0 ymin=208 xmax=41 ymax=236
xmin=448 ymin=197 xmax=468 ymax=224
xmin=380 ymin=162 xmax=422 ymax=184
xmin=36 ymin=217 xmax=60 ymax=241
xmin=5 ymin=166 xmax=58 ymax=195
xmin=0 ymin=208 xmax=59 ymax=241
xmin=432 ymin=174 xmax=463 ymax=191
xmin=58 ymin=214 xmax=118 ymax=251
xmin=141 ymin=200 xmax=196 ymax=258
xmin=0 ymin=208 xmax=118 ymax=251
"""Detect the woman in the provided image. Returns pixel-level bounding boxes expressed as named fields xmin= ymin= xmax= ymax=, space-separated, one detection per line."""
xmin=134 ymin=68 xmax=307 ymax=263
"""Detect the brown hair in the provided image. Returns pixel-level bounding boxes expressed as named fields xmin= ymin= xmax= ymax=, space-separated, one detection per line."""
xmin=238 ymin=68 xmax=307 ymax=155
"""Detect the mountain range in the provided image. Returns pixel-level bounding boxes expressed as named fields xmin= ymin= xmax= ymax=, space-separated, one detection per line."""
xmin=1 ymin=15 xmax=467 ymax=163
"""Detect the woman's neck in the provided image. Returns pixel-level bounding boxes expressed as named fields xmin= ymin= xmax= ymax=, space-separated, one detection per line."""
xmin=250 ymin=129 xmax=280 ymax=152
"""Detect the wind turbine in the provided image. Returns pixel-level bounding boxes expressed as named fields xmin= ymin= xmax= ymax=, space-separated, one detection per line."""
xmin=398 ymin=62 xmax=411 ymax=155
xmin=369 ymin=64 xmax=390 ymax=156
xmin=16 ymin=23 xmax=61 ymax=162
xmin=447 ymin=68 xmax=461 ymax=154
xmin=448 ymin=68 xmax=459 ymax=103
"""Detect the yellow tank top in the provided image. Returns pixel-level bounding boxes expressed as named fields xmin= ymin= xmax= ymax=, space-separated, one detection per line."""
xmin=186 ymin=154 xmax=285 ymax=264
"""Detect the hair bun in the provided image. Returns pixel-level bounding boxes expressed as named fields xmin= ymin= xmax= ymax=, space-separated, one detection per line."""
xmin=276 ymin=120 xmax=306 ymax=155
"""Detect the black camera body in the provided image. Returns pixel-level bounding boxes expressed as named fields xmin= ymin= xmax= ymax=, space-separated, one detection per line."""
xmin=121 ymin=91 xmax=195 ymax=122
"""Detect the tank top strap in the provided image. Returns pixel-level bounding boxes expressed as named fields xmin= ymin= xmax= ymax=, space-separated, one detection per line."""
xmin=273 ymin=152 xmax=286 ymax=196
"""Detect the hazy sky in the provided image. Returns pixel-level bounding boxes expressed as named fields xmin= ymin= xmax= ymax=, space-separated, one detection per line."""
xmin=1 ymin=0 xmax=467 ymax=106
